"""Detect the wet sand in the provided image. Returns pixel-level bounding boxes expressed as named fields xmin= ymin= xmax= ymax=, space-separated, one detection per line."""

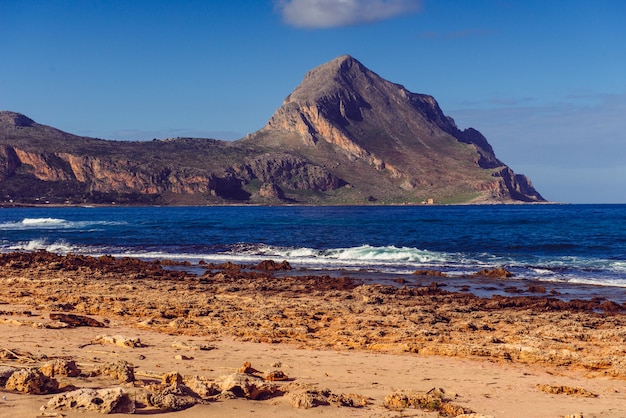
xmin=2 ymin=251 xmax=626 ymax=417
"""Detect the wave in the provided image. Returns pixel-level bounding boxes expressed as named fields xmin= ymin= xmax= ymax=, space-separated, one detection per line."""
xmin=2 ymin=239 xmax=626 ymax=288
xmin=6 ymin=239 xmax=80 ymax=254
xmin=0 ymin=218 xmax=126 ymax=230
xmin=22 ymin=217 xmax=66 ymax=225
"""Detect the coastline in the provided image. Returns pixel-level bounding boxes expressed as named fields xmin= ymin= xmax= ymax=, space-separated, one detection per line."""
xmin=2 ymin=251 xmax=626 ymax=417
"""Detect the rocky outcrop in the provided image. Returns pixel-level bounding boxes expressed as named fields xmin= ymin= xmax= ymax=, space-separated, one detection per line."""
xmin=256 ymin=55 xmax=545 ymax=203
xmin=0 ymin=56 xmax=545 ymax=204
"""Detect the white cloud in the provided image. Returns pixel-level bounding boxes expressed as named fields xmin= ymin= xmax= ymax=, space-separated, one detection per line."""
xmin=275 ymin=0 xmax=421 ymax=29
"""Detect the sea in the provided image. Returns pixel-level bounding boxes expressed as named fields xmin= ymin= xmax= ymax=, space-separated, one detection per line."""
xmin=1 ymin=204 xmax=626 ymax=302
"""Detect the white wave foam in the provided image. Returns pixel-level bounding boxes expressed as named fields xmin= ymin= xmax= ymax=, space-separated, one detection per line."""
xmin=8 ymin=239 xmax=78 ymax=253
xmin=0 ymin=218 xmax=126 ymax=230
xmin=22 ymin=217 xmax=67 ymax=225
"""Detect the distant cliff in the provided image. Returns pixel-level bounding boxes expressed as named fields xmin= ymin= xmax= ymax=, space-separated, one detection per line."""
xmin=0 ymin=55 xmax=544 ymax=205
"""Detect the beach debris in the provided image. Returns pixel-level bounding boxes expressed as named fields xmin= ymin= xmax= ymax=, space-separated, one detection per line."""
xmin=384 ymin=388 xmax=473 ymax=416
xmin=174 ymin=354 xmax=193 ymax=360
xmin=94 ymin=334 xmax=144 ymax=348
xmin=0 ymin=347 xmax=40 ymax=362
xmin=90 ymin=360 xmax=135 ymax=383
xmin=49 ymin=313 xmax=105 ymax=327
xmin=39 ymin=359 xmax=81 ymax=378
xmin=4 ymin=368 xmax=59 ymax=394
xmin=41 ymin=387 xmax=135 ymax=414
xmin=535 ymin=384 xmax=597 ymax=397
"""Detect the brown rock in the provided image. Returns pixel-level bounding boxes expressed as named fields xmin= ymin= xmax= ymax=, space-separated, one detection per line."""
xmin=5 ymin=368 xmax=58 ymax=394
xmin=535 ymin=384 xmax=597 ymax=397
xmin=91 ymin=360 xmax=135 ymax=383
xmin=471 ymin=267 xmax=514 ymax=278
xmin=39 ymin=359 xmax=81 ymax=378
xmin=216 ymin=372 xmax=279 ymax=400
xmin=413 ymin=269 xmax=447 ymax=277
xmin=255 ymin=259 xmax=292 ymax=271
xmin=95 ymin=334 xmax=144 ymax=348
xmin=0 ymin=366 xmax=18 ymax=386
xmin=182 ymin=375 xmax=220 ymax=399
xmin=383 ymin=388 xmax=472 ymax=415
xmin=148 ymin=387 xmax=199 ymax=411
xmin=265 ymin=369 xmax=289 ymax=381
xmin=239 ymin=361 xmax=260 ymax=374
xmin=42 ymin=387 xmax=135 ymax=414
xmin=49 ymin=312 xmax=105 ymax=327
xmin=258 ymin=182 xmax=285 ymax=199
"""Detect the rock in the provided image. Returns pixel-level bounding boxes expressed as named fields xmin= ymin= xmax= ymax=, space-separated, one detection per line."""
xmin=285 ymin=383 xmax=363 ymax=409
xmin=41 ymin=387 xmax=135 ymax=414
xmin=413 ymin=269 xmax=447 ymax=277
xmin=0 ymin=366 xmax=18 ymax=386
xmin=148 ymin=387 xmax=199 ymax=411
xmin=147 ymin=372 xmax=204 ymax=411
xmin=328 ymin=393 xmax=371 ymax=407
xmin=471 ymin=267 xmax=514 ymax=278
xmin=49 ymin=312 xmax=105 ymax=327
xmin=384 ymin=388 xmax=472 ymax=415
xmin=91 ymin=360 xmax=135 ymax=383
xmin=39 ymin=359 xmax=81 ymax=378
xmin=259 ymin=182 xmax=285 ymax=199
xmin=95 ymin=334 xmax=144 ymax=348
xmin=216 ymin=372 xmax=279 ymax=400
xmin=5 ymin=368 xmax=58 ymax=394
xmin=161 ymin=372 xmax=183 ymax=386
xmin=182 ymin=375 xmax=220 ymax=399
xmin=171 ymin=340 xmax=216 ymax=351
xmin=288 ymin=391 xmax=317 ymax=409
xmin=239 ymin=361 xmax=260 ymax=374
xmin=255 ymin=259 xmax=292 ymax=271
xmin=264 ymin=369 xmax=289 ymax=381
xmin=535 ymin=384 xmax=597 ymax=397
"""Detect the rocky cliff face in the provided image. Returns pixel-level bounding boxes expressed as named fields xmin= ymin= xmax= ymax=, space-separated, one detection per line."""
xmin=256 ymin=55 xmax=544 ymax=203
xmin=0 ymin=55 xmax=545 ymax=205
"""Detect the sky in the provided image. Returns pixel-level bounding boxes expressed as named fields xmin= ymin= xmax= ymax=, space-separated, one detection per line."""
xmin=1 ymin=0 xmax=625 ymax=203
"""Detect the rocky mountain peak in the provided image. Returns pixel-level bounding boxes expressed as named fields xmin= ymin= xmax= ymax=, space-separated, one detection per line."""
xmin=0 ymin=57 xmax=545 ymax=205
xmin=0 ymin=111 xmax=35 ymax=128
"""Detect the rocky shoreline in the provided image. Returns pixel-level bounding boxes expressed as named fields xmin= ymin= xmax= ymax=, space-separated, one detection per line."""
xmin=2 ymin=251 xmax=626 ymax=416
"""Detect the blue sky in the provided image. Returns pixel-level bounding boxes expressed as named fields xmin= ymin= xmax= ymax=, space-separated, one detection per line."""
xmin=1 ymin=0 xmax=625 ymax=203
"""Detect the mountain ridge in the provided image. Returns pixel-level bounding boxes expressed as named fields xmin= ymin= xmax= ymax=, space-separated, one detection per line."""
xmin=0 ymin=55 xmax=545 ymax=205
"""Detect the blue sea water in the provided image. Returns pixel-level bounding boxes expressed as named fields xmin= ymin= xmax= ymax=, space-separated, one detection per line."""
xmin=1 ymin=204 xmax=625 ymax=294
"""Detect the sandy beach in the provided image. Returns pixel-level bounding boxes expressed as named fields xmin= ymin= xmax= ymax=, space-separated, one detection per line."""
xmin=2 ymin=251 xmax=626 ymax=417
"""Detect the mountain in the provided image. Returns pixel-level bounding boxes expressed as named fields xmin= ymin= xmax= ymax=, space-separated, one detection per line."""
xmin=0 ymin=55 xmax=544 ymax=205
